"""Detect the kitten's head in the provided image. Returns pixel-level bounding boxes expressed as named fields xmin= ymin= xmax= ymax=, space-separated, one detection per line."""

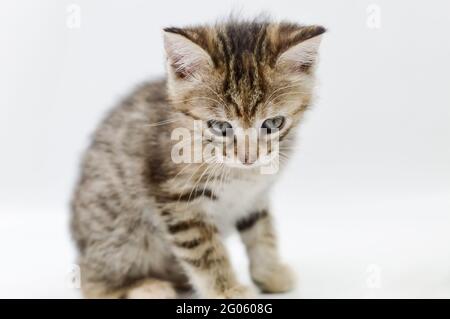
xmin=163 ymin=19 xmax=325 ymax=170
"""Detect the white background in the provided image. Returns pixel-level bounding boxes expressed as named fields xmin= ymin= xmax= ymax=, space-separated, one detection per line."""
xmin=1 ymin=0 xmax=449 ymax=298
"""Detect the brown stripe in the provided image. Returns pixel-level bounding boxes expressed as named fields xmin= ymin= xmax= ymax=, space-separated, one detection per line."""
xmin=182 ymin=247 xmax=225 ymax=268
xmin=156 ymin=189 xmax=217 ymax=203
xmin=167 ymin=220 xmax=206 ymax=234
xmin=180 ymin=109 xmax=201 ymax=120
xmin=236 ymin=210 xmax=268 ymax=232
xmin=177 ymin=189 xmax=217 ymax=201
xmin=183 ymin=257 xmax=224 ymax=268
xmin=174 ymin=237 xmax=205 ymax=249
xmin=161 ymin=210 xmax=171 ymax=217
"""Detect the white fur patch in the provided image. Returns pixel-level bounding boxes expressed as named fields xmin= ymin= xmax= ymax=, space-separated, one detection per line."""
xmin=204 ymin=174 xmax=274 ymax=235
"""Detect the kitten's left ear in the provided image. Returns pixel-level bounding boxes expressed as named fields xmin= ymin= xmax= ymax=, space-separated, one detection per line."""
xmin=276 ymin=25 xmax=326 ymax=73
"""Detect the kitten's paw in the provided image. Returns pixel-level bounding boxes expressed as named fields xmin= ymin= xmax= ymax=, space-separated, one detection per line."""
xmin=208 ymin=285 xmax=257 ymax=299
xmin=251 ymin=263 xmax=295 ymax=293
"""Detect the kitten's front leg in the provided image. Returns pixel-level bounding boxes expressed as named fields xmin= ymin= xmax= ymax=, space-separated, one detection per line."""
xmin=237 ymin=209 xmax=295 ymax=293
xmin=160 ymin=206 xmax=255 ymax=298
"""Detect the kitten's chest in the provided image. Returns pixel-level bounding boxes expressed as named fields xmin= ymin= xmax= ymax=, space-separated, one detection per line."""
xmin=204 ymin=175 xmax=273 ymax=234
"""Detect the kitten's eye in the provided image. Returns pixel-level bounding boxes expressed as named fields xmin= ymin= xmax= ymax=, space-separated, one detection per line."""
xmin=261 ymin=116 xmax=285 ymax=133
xmin=207 ymin=120 xmax=233 ymax=136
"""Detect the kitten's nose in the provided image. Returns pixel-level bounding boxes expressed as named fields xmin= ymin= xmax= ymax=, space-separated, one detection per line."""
xmin=235 ymin=130 xmax=258 ymax=165
xmin=242 ymin=152 xmax=256 ymax=165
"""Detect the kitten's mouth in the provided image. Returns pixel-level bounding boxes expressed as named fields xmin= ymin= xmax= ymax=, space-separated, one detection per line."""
xmin=227 ymin=162 xmax=259 ymax=169
xmin=206 ymin=151 xmax=280 ymax=172
xmin=221 ymin=155 xmax=277 ymax=170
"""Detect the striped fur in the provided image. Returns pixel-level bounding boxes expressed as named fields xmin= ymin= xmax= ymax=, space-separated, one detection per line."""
xmin=236 ymin=210 xmax=269 ymax=232
xmin=71 ymin=18 xmax=324 ymax=299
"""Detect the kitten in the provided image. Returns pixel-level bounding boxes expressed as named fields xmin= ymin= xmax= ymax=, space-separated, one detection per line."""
xmin=70 ymin=19 xmax=325 ymax=299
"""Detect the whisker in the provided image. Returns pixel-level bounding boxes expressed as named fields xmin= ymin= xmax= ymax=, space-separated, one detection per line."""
xmin=175 ymin=161 xmax=209 ymax=208
xmin=208 ymin=162 xmax=225 ymax=199
xmin=202 ymin=158 xmax=220 ymax=197
xmin=144 ymin=118 xmax=181 ymax=127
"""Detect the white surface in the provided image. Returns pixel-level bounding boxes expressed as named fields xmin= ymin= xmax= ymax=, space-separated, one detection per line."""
xmin=1 ymin=204 xmax=450 ymax=299
xmin=1 ymin=0 xmax=449 ymax=298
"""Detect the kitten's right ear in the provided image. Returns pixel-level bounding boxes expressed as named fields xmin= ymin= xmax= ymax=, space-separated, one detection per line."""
xmin=163 ymin=29 xmax=212 ymax=79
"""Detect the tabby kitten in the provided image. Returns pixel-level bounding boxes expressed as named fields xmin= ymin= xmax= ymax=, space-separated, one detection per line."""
xmin=71 ymin=19 xmax=325 ymax=298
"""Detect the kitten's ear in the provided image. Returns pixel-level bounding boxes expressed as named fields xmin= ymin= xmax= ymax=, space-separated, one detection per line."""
xmin=275 ymin=25 xmax=326 ymax=73
xmin=163 ymin=29 xmax=212 ymax=79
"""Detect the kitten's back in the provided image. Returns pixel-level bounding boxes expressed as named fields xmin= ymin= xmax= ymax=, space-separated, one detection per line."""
xmin=70 ymin=79 xmax=170 ymax=252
